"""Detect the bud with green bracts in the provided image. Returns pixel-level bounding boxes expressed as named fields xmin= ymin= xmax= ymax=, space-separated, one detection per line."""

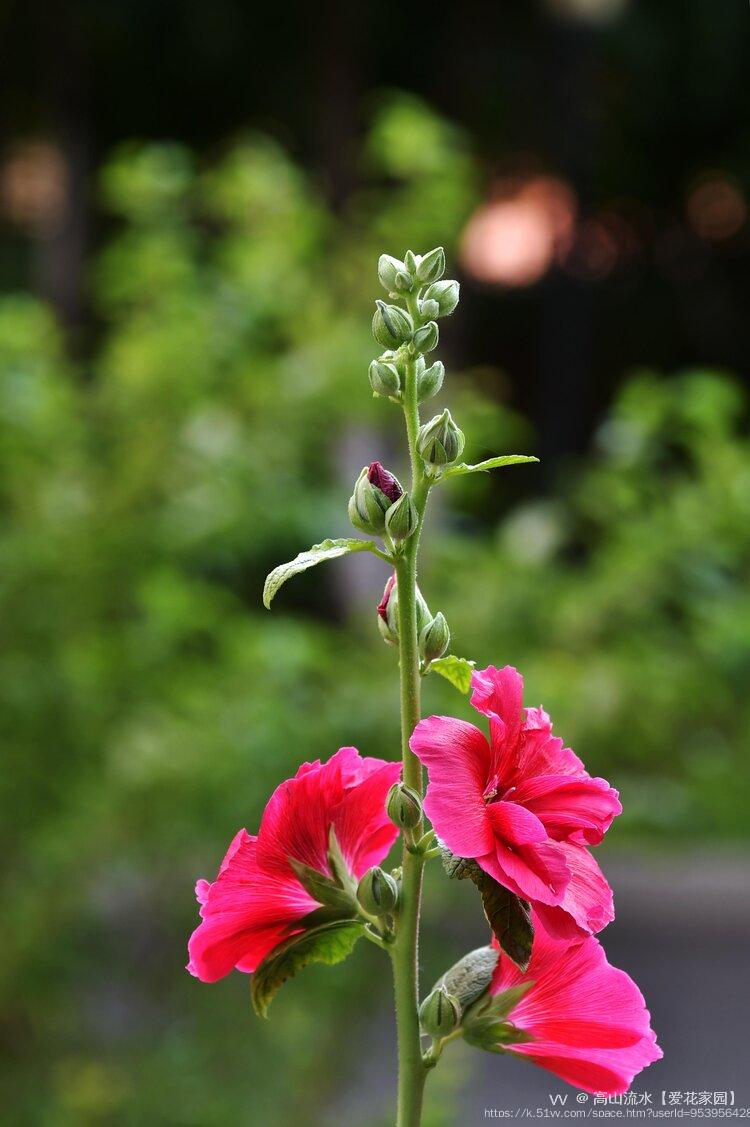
xmin=417 ymin=409 xmax=465 ymax=467
xmin=420 ymin=298 xmax=440 ymax=320
xmin=377 ymin=574 xmax=432 ymax=645
xmin=357 ymin=866 xmax=399 ymax=916
xmin=377 ymin=254 xmax=413 ymax=294
xmin=369 ymin=359 xmax=401 ymax=399
xmin=420 ymin=611 xmax=450 ymax=663
xmin=348 ymin=462 xmax=403 ymax=535
xmin=415 ymin=246 xmax=446 ymax=284
xmin=419 ymin=986 xmax=462 ymax=1037
xmin=386 ymin=782 xmax=422 ymax=830
xmin=404 ymin=249 xmax=418 ymax=273
xmin=417 ymin=360 xmax=444 ymax=402
xmin=385 ymin=491 xmax=418 ymax=542
xmin=412 ymin=320 xmax=439 ymax=355
xmin=423 ymin=278 xmax=460 ymax=317
xmin=372 ymin=300 xmax=412 ymax=349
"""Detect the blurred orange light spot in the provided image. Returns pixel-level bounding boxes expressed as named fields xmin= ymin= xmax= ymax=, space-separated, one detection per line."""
xmin=686 ymin=174 xmax=746 ymax=241
xmin=461 ymin=177 xmax=576 ymax=287
xmin=0 ymin=141 xmax=68 ymax=234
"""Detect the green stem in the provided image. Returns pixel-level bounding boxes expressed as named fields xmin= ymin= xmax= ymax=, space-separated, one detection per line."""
xmin=390 ymin=323 xmax=431 ymax=1127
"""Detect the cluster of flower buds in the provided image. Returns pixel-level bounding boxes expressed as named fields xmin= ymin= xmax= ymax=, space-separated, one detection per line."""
xmin=377 ymin=574 xmax=450 ymax=664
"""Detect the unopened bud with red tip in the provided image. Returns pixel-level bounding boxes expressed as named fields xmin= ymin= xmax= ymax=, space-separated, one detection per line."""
xmin=348 ymin=462 xmax=403 ymax=535
xmin=417 ymin=409 xmax=465 ymax=467
xmin=424 ymin=279 xmax=460 ymax=317
xmin=385 ymin=491 xmax=418 ymax=543
xmin=386 ymin=782 xmax=422 ymax=830
xmin=420 ymin=611 xmax=450 ymax=663
xmin=419 ymin=986 xmax=462 ymax=1037
xmin=357 ymin=866 xmax=399 ymax=916
xmin=376 ymin=574 xmax=432 ymax=645
xmin=373 ymin=300 xmax=412 ymax=349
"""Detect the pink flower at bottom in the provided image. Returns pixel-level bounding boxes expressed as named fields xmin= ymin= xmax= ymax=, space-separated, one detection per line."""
xmin=487 ymin=925 xmax=662 ymax=1095
xmin=410 ymin=665 xmax=620 ymax=938
xmin=188 ymin=748 xmax=401 ymax=982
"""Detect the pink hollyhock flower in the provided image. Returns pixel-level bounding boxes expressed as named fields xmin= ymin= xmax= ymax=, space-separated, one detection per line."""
xmin=409 ymin=665 xmax=621 ymax=937
xmin=484 ymin=925 xmax=662 ymax=1094
xmin=188 ymin=748 xmax=401 ymax=983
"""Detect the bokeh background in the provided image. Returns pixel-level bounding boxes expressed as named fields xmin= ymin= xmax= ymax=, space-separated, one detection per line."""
xmin=1 ymin=1 xmax=749 ymax=1124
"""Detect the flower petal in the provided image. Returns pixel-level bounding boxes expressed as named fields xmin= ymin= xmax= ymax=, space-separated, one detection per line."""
xmin=481 ymin=839 xmax=570 ymax=906
xmin=411 ymin=716 xmax=495 ymax=858
xmin=486 ymin=800 xmax=547 ymax=845
xmin=187 ymin=831 xmax=315 ymax=982
xmin=491 ymin=929 xmax=662 ymax=1094
xmin=512 ymin=774 xmax=621 ymax=844
xmin=533 ymin=843 xmax=614 ymax=938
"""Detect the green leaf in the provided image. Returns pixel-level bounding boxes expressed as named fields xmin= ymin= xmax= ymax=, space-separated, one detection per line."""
xmin=251 ymin=920 xmax=364 ymax=1018
xmin=263 ymin=538 xmax=377 ymax=608
xmin=442 ymin=455 xmax=539 ymax=479
xmin=436 ymin=945 xmax=499 ymax=1008
xmin=441 ymin=848 xmax=534 ymax=970
xmin=430 ymin=654 xmax=476 ymax=694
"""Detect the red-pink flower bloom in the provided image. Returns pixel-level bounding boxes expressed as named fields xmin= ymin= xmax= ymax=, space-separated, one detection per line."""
xmin=409 ymin=665 xmax=621 ymax=937
xmin=368 ymin=461 xmax=403 ymax=503
xmin=188 ymin=748 xmax=401 ymax=983
xmin=487 ymin=925 xmax=662 ymax=1094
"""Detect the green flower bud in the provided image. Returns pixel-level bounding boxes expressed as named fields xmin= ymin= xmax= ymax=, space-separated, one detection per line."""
xmin=420 ymin=298 xmax=440 ymax=320
xmin=416 ymin=246 xmax=446 ymax=284
xmin=357 ymin=866 xmax=399 ymax=916
xmin=419 ymin=986 xmax=462 ymax=1037
xmin=424 ymin=279 xmax=460 ymax=317
xmin=415 ymin=410 xmax=462 ymax=466
xmin=348 ymin=462 xmax=403 ymax=535
xmin=386 ymin=782 xmax=422 ymax=830
xmin=377 ymin=254 xmax=413 ymax=294
xmin=372 ymin=300 xmax=413 ymax=349
xmin=420 ymin=611 xmax=450 ymax=663
xmin=385 ymin=491 xmax=418 ymax=542
xmin=369 ymin=359 xmax=401 ymax=399
xmin=417 ymin=361 xmax=444 ymax=402
xmin=412 ymin=321 xmax=439 ymax=355
xmin=417 ymin=409 xmax=465 ymax=467
xmin=404 ymin=249 xmax=418 ymax=273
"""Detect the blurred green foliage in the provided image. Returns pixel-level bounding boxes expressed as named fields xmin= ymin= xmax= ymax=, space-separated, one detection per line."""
xmin=0 ymin=95 xmax=748 ymax=1123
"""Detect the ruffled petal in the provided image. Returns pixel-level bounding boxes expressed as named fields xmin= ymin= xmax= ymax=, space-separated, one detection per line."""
xmin=486 ymin=800 xmax=548 ymax=845
xmin=512 ymin=774 xmax=621 ymax=844
xmin=490 ymin=929 xmax=661 ymax=1095
xmin=187 ymin=831 xmax=315 ymax=982
xmin=481 ymin=839 xmax=570 ymax=906
xmin=332 ymin=758 xmax=402 ymax=878
xmin=411 ymin=715 xmax=495 ymax=858
xmin=533 ymin=843 xmax=614 ymax=939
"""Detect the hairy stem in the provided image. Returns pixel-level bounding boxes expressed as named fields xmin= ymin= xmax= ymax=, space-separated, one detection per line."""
xmin=390 ymin=326 xmax=431 ymax=1127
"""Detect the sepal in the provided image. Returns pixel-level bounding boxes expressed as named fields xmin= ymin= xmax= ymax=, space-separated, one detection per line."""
xmin=415 ymin=246 xmax=446 ymax=284
xmin=417 ymin=361 xmax=444 ymax=402
xmin=385 ymin=491 xmax=419 ymax=542
xmin=412 ymin=320 xmax=439 ymax=355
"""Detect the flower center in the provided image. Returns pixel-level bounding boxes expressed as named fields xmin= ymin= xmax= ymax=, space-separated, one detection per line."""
xmin=483 ymin=775 xmax=515 ymax=805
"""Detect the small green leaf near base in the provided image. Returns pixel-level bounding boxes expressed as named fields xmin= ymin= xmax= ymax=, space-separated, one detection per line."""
xmin=251 ymin=919 xmax=364 ymax=1018
xmin=430 ymin=655 xmax=476 ymax=694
